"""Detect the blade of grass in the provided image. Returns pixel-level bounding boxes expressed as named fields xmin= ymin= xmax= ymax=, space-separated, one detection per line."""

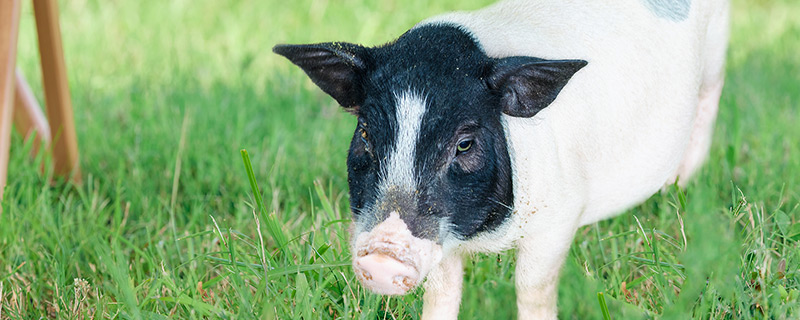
xmin=241 ymin=149 xmax=289 ymax=257
xmin=169 ymin=111 xmax=191 ymax=262
xmin=157 ymin=296 xmax=226 ymax=317
xmin=598 ymin=292 xmax=611 ymax=320
xmin=314 ymin=179 xmax=338 ymax=221
xmin=205 ymin=256 xmax=349 ymax=277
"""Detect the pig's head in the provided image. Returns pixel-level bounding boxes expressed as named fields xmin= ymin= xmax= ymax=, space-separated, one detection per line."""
xmin=274 ymin=24 xmax=585 ymax=295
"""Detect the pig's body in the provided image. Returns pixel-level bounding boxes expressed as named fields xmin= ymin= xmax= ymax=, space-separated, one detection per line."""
xmin=422 ymin=1 xmax=729 ymax=318
xmin=424 ymin=0 xmax=728 ymax=232
xmin=419 ymin=1 xmax=728 ymax=318
xmin=275 ymin=0 xmax=728 ymax=318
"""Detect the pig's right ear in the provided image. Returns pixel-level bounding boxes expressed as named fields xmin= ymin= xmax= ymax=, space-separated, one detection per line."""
xmin=273 ymin=43 xmax=369 ymax=109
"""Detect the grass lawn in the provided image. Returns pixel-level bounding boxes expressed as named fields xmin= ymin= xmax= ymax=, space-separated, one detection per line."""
xmin=2 ymin=0 xmax=798 ymax=318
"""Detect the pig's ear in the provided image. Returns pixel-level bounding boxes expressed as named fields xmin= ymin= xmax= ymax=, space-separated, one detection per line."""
xmin=488 ymin=57 xmax=587 ymax=118
xmin=273 ymin=42 xmax=369 ymax=109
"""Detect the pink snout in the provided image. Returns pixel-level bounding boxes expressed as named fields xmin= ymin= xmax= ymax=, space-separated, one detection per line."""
xmin=352 ymin=212 xmax=443 ymax=295
xmin=355 ymin=250 xmax=419 ymax=295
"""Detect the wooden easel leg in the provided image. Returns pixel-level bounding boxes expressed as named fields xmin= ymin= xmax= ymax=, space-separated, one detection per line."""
xmin=14 ymin=69 xmax=51 ymax=156
xmin=33 ymin=0 xmax=80 ymax=182
xmin=1 ymin=0 xmax=23 ymax=201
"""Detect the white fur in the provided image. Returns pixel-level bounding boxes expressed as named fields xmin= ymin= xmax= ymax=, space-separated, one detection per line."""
xmin=422 ymin=254 xmax=464 ymax=320
xmin=380 ymin=91 xmax=427 ymax=194
xmin=418 ymin=0 xmax=729 ymax=318
xmin=355 ymin=91 xmax=428 ymax=237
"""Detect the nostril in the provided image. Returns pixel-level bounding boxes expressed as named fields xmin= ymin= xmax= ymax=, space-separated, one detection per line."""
xmin=355 ymin=253 xmax=419 ymax=295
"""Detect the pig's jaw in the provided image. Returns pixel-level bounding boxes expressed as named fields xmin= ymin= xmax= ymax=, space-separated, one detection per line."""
xmin=353 ymin=212 xmax=443 ymax=295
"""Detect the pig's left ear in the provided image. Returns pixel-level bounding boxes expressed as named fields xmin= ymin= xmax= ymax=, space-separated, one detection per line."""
xmin=273 ymin=42 xmax=369 ymax=109
xmin=488 ymin=57 xmax=587 ymax=118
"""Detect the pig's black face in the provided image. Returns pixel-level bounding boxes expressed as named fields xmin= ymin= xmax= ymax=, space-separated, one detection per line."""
xmin=274 ymin=24 xmax=587 ymax=243
xmin=345 ymin=49 xmax=514 ymax=239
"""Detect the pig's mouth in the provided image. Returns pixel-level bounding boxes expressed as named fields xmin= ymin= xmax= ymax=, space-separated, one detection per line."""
xmin=352 ymin=212 xmax=443 ymax=295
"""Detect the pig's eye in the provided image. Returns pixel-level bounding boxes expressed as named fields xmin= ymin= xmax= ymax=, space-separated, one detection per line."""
xmin=456 ymin=139 xmax=473 ymax=155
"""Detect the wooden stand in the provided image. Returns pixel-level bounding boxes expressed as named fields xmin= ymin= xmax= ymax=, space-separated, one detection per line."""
xmin=1 ymin=0 xmax=80 ymax=202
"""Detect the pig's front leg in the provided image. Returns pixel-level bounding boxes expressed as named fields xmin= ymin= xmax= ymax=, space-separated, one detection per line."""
xmin=515 ymin=217 xmax=579 ymax=319
xmin=421 ymin=253 xmax=464 ymax=320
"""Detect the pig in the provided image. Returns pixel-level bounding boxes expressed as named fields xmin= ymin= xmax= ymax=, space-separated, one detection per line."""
xmin=273 ymin=0 xmax=729 ymax=318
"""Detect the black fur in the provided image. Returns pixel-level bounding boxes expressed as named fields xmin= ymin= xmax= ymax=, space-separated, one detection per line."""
xmin=274 ymin=24 xmax=586 ymax=240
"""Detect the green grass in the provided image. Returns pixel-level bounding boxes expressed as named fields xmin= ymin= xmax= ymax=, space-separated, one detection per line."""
xmin=1 ymin=0 xmax=798 ymax=318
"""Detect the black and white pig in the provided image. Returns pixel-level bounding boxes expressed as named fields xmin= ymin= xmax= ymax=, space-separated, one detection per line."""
xmin=274 ymin=0 xmax=729 ymax=318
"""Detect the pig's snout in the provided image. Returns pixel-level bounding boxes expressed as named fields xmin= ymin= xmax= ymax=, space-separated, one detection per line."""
xmin=353 ymin=212 xmax=443 ymax=295
xmin=355 ymin=246 xmax=418 ymax=295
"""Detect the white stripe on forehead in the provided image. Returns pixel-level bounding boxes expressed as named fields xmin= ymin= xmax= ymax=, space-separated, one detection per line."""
xmin=380 ymin=90 xmax=427 ymax=192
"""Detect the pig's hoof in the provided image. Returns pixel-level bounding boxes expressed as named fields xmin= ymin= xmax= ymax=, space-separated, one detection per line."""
xmin=355 ymin=253 xmax=418 ymax=295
